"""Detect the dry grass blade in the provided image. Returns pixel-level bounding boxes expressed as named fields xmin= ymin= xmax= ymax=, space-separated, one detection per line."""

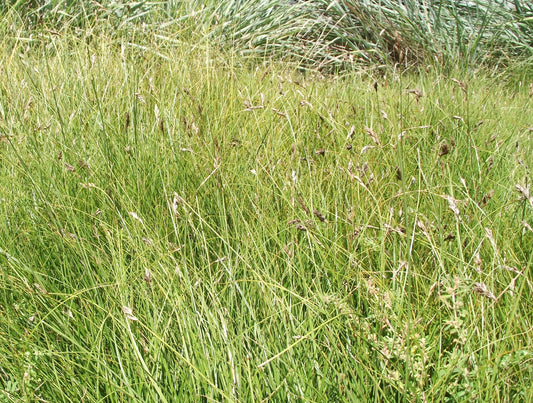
xmin=365 ymin=127 xmax=380 ymax=145
xmin=515 ymin=184 xmax=533 ymax=208
xmin=444 ymin=195 xmax=461 ymax=219
xmin=522 ymin=221 xmax=533 ymax=233
xmin=122 ymin=306 xmax=139 ymax=321
xmin=407 ymin=88 xmax=423 ymax=102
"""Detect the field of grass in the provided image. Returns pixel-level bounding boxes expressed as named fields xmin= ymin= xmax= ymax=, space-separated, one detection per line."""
xmin=1 ymin=2 xmax=532 ymax=402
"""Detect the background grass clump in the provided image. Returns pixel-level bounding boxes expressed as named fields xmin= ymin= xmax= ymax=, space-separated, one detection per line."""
xmin=3 ymin=0 xmax=533 ymax=72
xmin=1 ymin=1 xmax=533 ymax=402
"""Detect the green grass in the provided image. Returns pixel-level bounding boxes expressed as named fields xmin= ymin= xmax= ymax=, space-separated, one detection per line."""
xmin=1 ymin=5 xmax=533 ymax=402
xmin=3 ymin=0 xmax=532 ymax=72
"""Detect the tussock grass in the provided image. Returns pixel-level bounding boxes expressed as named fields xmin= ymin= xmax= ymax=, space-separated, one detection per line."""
xmin=3 ymin=0 xmax=533 ymax=72
xmin=1 ymin=5 xmax=532 ymax=402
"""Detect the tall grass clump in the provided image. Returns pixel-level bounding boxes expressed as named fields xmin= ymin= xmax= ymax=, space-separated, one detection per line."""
xmin=319 ymin=0 xmax=533 ymax=68
xmin=3 ymin=1 xmax=533 ymax=72
xmin=206 ymin=0 xmax=533 ymax=70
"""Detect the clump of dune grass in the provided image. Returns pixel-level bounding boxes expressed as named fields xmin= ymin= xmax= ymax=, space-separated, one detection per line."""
xmin=3 ymin=0 xmax=533 ymax=73
xmin=203 ymin=0 xmax=533 ymax=71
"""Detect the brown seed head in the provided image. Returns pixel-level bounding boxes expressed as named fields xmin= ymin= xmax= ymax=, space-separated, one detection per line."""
xmin=472 ymin=282 xmax=496 ymax=301
xmin=439 ymin=141 xmax=450 ymax=157
xmin=313 ymin=210 xmax=327 ymax=222
xmin=124 ymin=112 xmax=130 ymax=131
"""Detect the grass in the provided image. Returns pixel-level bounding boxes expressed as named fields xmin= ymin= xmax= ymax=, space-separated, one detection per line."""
xmin=208 ymin=0 xmax=533 ymax=70
xmin=3 ymin=0 xmax=532 ymax=72
xmin=1 ymin=3 xmax=533 ymax=402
